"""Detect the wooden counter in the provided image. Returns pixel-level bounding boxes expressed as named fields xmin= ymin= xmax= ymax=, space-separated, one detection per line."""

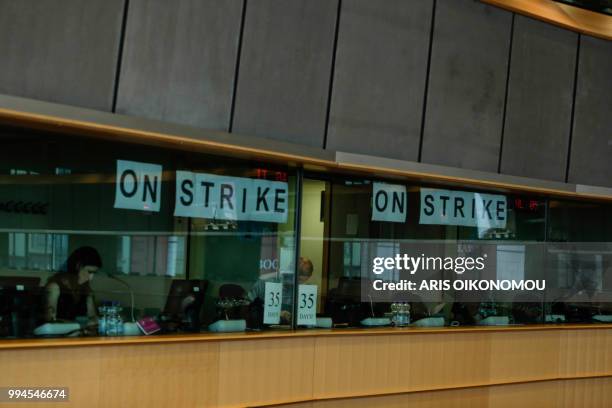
xmin=1 ymin=324 xmax=611 ymax=407
xmin=0 ymin=323 xmax=611 ymax=349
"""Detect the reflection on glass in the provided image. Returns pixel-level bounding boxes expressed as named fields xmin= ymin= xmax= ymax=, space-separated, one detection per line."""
xmin=1 ymin=124 xmax=611 ymax=340
xmin=306 ymin=175 xmax=612 ymax=329
xmin=0 ymin=126 xmax=297 ymax=339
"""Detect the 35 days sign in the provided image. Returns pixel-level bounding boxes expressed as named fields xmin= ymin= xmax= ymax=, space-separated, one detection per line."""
xmin=263 ymin=282 xmax=283 ymax=325
xmin=297 ymin=284 xmax=317 ymax=326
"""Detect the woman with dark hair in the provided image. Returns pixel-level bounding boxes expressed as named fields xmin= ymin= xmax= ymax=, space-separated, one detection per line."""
xmin=43 ymin=246 xmax=102 ymax=323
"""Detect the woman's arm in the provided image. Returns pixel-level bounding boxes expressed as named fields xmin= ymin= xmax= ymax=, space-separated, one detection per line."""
xmin=43 ymin=282 xmax=60 ymax=322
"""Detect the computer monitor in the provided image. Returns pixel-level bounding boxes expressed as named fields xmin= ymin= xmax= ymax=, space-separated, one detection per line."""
xmin=324 ymin=277 xmax=391 ymax=326
xmin=0 ymin=276 xmax=41 ymax=291
xmin=161 ymin=279 xmax=208 ymax=332
xmin=0 ymin=276 xmax=41 ymax=337
xmin=337 ymin=277 xmax=362 ymax=298
xmin=324 ymin=277 xmax=367 ymax=326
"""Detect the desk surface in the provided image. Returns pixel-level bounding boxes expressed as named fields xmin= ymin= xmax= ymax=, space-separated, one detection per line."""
xmin=1 ymin=323 xmax=611 ymax=350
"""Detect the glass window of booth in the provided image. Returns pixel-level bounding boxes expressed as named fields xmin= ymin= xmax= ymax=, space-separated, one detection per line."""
xmin=300 ymin=174 xmax=612 ymax=329
xmin=545 ymin=199 xmax=612 ymax=323
xmin=0 ymin=126 xmax=297 ymax=339
xmin=1 ymin=125 xmax=610 ymax=339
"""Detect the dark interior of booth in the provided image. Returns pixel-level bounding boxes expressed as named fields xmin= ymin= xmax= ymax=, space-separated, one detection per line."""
xmin=1 ymin=125 xmax=611 ymax=339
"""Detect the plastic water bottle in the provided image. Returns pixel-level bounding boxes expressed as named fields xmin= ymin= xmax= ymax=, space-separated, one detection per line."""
xmin=107 ymin=304 xmax=118 ymax=336
xmin=403 ymin=303 xmax=411 ymax=325
xmin=98 ymin=303 xmax=108 ymax=336
xmin=115 ymin=304 xmax=124 ymax=336
xmin=392 ymin=303 xmax=411 ymax=327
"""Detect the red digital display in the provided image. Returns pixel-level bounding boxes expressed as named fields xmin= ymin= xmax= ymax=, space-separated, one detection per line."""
xmin=256 ymin=168 xmax=288 ymax=182
xmin=513 ymin=198 xmax=541 ymax=212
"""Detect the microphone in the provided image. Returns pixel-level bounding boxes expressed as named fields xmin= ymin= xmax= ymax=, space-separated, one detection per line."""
xmin=106 ymin=272 xmax=136 ymax=323
xmin=368 ymin=294 xmax=375 ymax=317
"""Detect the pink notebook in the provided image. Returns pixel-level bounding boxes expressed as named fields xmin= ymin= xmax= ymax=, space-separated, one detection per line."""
xmin=137 ymin=317 xmax=161 ymax=335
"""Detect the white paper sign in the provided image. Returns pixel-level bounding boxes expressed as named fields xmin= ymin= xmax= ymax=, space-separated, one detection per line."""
xmin=263 ymin=282 xmax=283 ymax=325
xmin=249 ymin=179 xmax=288 ymax=223
xmin=297 ymin=284 xmax=317 ymax=326
xmin=174 ymin=171 xmax=288 ymax=223
xmin=114 ymin=160 xmax=162 ymax=212
xmin=372 ymin=182 xmax=407 ymax=223
xmin=419 ymin=188 xmax=507 ymax=228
